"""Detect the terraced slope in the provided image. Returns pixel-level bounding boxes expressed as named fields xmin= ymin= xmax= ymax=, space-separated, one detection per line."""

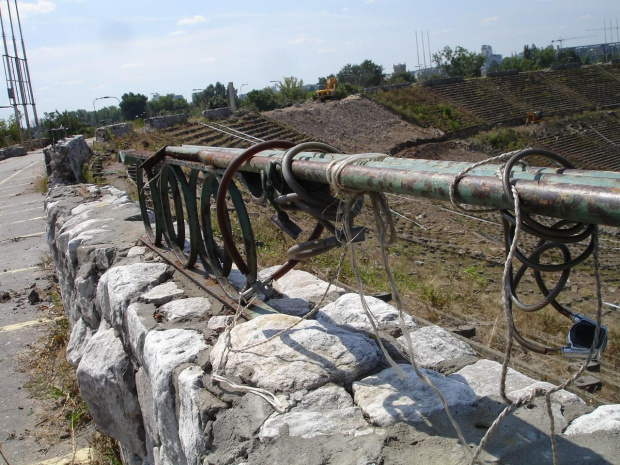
xmin=545 ymin=65 xmax=620 ymax=108
xmin=486 ymin=71 xmax=591 ymax=114
xmin=159 ymin=112 xmax=310 ymax=148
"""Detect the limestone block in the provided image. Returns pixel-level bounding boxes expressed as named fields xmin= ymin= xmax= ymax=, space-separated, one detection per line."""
xmin=45 ymin=135 xmax=92 ymax=185
xmin=66 ymin=317 xmax=94 ymax=367
xmin=206 ymin=315 xmax=233 ymax=331
xmin=97 ymin=262 xmax=169 ymax=332
xmin=397 ymin=325 xmax=477 ymax=369
xmin=177 ymin=366 xmax=208 ymax=465
xmin=265 ymin=297 xmax=311 ymax=317
xmin=565 ymin=404 xmax=620 ymax=435
xmin=160 ymin=297 xmax=211 ymax=323
xmin=75 ymin=272 xmax=99 ymax=328
xmin=127 ymin=246 xmax=147 ymax=258
xmin=259 ymin=407 xmax=372 ymax=441
xmin=125 ymin=302 xmax=158 ymax=366
xmin=141 ymin=281 xmax=185 ymax=306
xmin=143 ymin=329 xmax=209 ymax=465
xmin=210 ymin=314 xmax=381 ymax=392
xmin=450 ymin=359 xmax=538 ymax=399
xmin=316 ymin=293 xmax=417 ymax=337
xmin=260 ymin=266 xmax=346 ymax=306
xmin=76 ymin=326 xmax=146 ymax=458
xmin=507 ymin=381 xmax=585 ymax=407
xmin=136 ymin=368 xmax=160 ymax=449
xmin=353 ymin=365 xmax=477 ymax=426
xmin=297 ymin=384 xmax=355 ymax=411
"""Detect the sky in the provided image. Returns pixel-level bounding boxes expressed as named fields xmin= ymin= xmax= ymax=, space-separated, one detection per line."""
xmin=0 ymin=0 xmax=618 ymax=121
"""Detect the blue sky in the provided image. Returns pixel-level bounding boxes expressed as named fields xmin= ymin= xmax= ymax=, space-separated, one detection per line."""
xmin=1 ymin=0 xmax=618 ymax=120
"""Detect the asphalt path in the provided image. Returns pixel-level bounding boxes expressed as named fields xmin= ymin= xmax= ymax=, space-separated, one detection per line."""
xmin=0 ymin=151 xmax=89 ymax=465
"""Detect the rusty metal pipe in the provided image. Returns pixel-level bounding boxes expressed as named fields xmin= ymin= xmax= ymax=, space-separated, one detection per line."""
xmin=123 ymin=146 xmax=620 ymax=227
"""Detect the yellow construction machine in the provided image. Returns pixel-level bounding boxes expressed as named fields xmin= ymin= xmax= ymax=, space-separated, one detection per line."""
xmin=525 ymin=111 xmax=543 ymax=125
xmin=315 ymin=77 xmax=337 ymax=101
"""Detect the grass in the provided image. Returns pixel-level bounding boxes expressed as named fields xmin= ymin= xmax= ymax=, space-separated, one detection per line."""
xmin=369 ymin=86 xmax=483 ymax=132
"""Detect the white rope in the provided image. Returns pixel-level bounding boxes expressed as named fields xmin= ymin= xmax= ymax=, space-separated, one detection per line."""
xmin=460 ymin=154 xmax=604 ymax=465
xmin=326 ymin=155 xmax=474 ymax=460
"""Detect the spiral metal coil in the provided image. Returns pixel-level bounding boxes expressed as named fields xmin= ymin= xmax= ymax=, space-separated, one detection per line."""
xmin=136 ymin=141 xmax=366 ymax=301
xmin=500 ymin=149 xmax=606 ymax=359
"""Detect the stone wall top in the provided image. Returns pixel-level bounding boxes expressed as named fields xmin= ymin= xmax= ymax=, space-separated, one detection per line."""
xmin=45 ymin=183 xmax=620 ymax=465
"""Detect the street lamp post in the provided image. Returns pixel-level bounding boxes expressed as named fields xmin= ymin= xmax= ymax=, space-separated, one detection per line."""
xmin=239 ymin=83 xmax=248 ymax=97
xmin=93 ymin=96 xmax=121 ymax=126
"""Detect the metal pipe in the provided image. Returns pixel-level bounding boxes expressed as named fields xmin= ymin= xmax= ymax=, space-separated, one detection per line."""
xmin=125 ymin=145 xmax=620 ymax=227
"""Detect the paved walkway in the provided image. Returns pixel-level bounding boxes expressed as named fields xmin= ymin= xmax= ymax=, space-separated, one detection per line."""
xmin=0 ymin=151 xmax=89 ymax=465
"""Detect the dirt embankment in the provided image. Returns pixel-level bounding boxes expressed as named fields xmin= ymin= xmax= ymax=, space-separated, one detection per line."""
xmin=265 ymin=95 xmax=444 ymax=154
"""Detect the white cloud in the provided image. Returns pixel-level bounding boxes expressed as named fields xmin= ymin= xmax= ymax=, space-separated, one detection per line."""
xmin=579 ymin=15 xmax=592 ymax=20
xmin=168 ymin=30 xmax=187 ymax=36
xmin=318 ymin=48 xmax=336 ymax=54
xmin=177 ymin=15 xmax=207 ymax=26
xmin=365 ymin=0 xmax=376 ymax=4
xmin=289 ymin=35 xmax=325 ymax=45
xmin=480 ymin=16 xmax=499 ymax=26
xmin=198 ymin=57 xmax=216 ymax=63
xmin=91 ymin=84 xmax=105 ymax=90
xmin=120 ymin=63 xmax=144 ymax=70
xmin=66 ymin=79 xmax=84 ymax=85
xmin=17 ymin=0 xmax=56 ymax=16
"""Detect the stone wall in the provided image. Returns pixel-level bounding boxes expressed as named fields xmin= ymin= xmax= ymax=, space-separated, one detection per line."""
xmin=144 ymin=114 xmax=188 ymax=131
xmin=0 ymin=145 xmax=27 ymax=161
xmin=95 ymin=123 xmax=133 ymax=142
xmin=202 ymin=107 xmax=231 ymax=120
xmin=43 ymin=135 xmax=92 ymax=185
xmin=45 ymin=184 xmax=620 ymax=465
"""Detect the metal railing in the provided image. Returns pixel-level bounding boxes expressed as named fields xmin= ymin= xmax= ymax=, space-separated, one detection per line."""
xmin=122 ymin=141 xmax=619 ymax=358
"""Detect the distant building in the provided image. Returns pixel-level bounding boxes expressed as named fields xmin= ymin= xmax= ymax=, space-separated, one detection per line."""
xmin=570 ymin=42 xmax=620 ymax=62
xmin=150 ymin=93 xmax=185 ymax=101
xmin=393 ymin=63 xmax=407 ymax=74
xmin=415 ymin=67 xmax=444 ymax=81
xmin=481 ymin=45 xmax=503 ymax=74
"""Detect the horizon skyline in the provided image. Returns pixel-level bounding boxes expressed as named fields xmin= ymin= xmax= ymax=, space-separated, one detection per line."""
xmin=0 ymin=0 xmax=617 ymax=122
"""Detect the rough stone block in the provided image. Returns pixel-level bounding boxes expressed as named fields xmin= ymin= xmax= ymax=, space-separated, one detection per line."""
xmin=450 ymin=359 xmax=537 ymax=399
xmin=353 ymin=365 xmax=477 ymax=426
xmin=143 ymin=329 xmax=209 ymax=465
xmin=76 ymin=326 xmax=146 ymax=458
xmin=97 ymin=262 xmax=169 ymax=332
xmin=565 ymin=404 xmax=620 ymax=435
xmin=397 ymin=325 xmax=477 ymax=369
xmin=159 ymin=297 xmax=211 ymax=323
xmin=210 ymin=314 xmax=381 ymax=392
xmin=141 ymin=281 xmax=185 ymax=306
xmin=259 ymin=407 xmax=373 ymax=441
xmin=260 ymin=266 xmax=346 ymax=306
xmin=316 ymin=293 xmax=417 ymax=337
xmin=66 ymin=317 xmax=94 ymax=367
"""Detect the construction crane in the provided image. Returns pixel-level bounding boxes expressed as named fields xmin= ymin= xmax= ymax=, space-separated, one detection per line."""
xmin=551 ymin=35 xmax=596 ymax=48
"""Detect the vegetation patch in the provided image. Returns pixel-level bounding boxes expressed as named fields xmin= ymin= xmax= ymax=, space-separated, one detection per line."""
xmin=370 ymin=86 xmax=482 ymax=132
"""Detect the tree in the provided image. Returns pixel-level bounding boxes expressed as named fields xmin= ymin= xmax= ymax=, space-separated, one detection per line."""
xmin=147 ymin=94 xmax=189 ymax=117
xmin=337 ymin=59 xmax=385 ymax=89
xmin=274 ymin=76 xmax=307 ymax=105
xmin=120 ymin=92 xmax=148 ymax=120
xmin=432 ymin=46 xmax=485 ymax=78
xmin=0 ymin=116 xmax=20 ymax=147
xmin=192 ymin=82 xmax=231 ymax=109
xmin=387 ymin=71 xmax=415 ymax=84
xmin=241 ymin=88 xmax=279 ymax=112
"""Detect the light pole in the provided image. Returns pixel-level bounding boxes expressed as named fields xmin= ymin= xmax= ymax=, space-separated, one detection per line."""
xmin=239 ymin=83 xmax=248 ymax=97
xmin=93 ymin=96 xmax=121 ymax=126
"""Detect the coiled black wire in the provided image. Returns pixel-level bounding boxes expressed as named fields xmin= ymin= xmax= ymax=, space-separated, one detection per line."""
xmin=501 ymin=149 xmax=596 ymax=354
